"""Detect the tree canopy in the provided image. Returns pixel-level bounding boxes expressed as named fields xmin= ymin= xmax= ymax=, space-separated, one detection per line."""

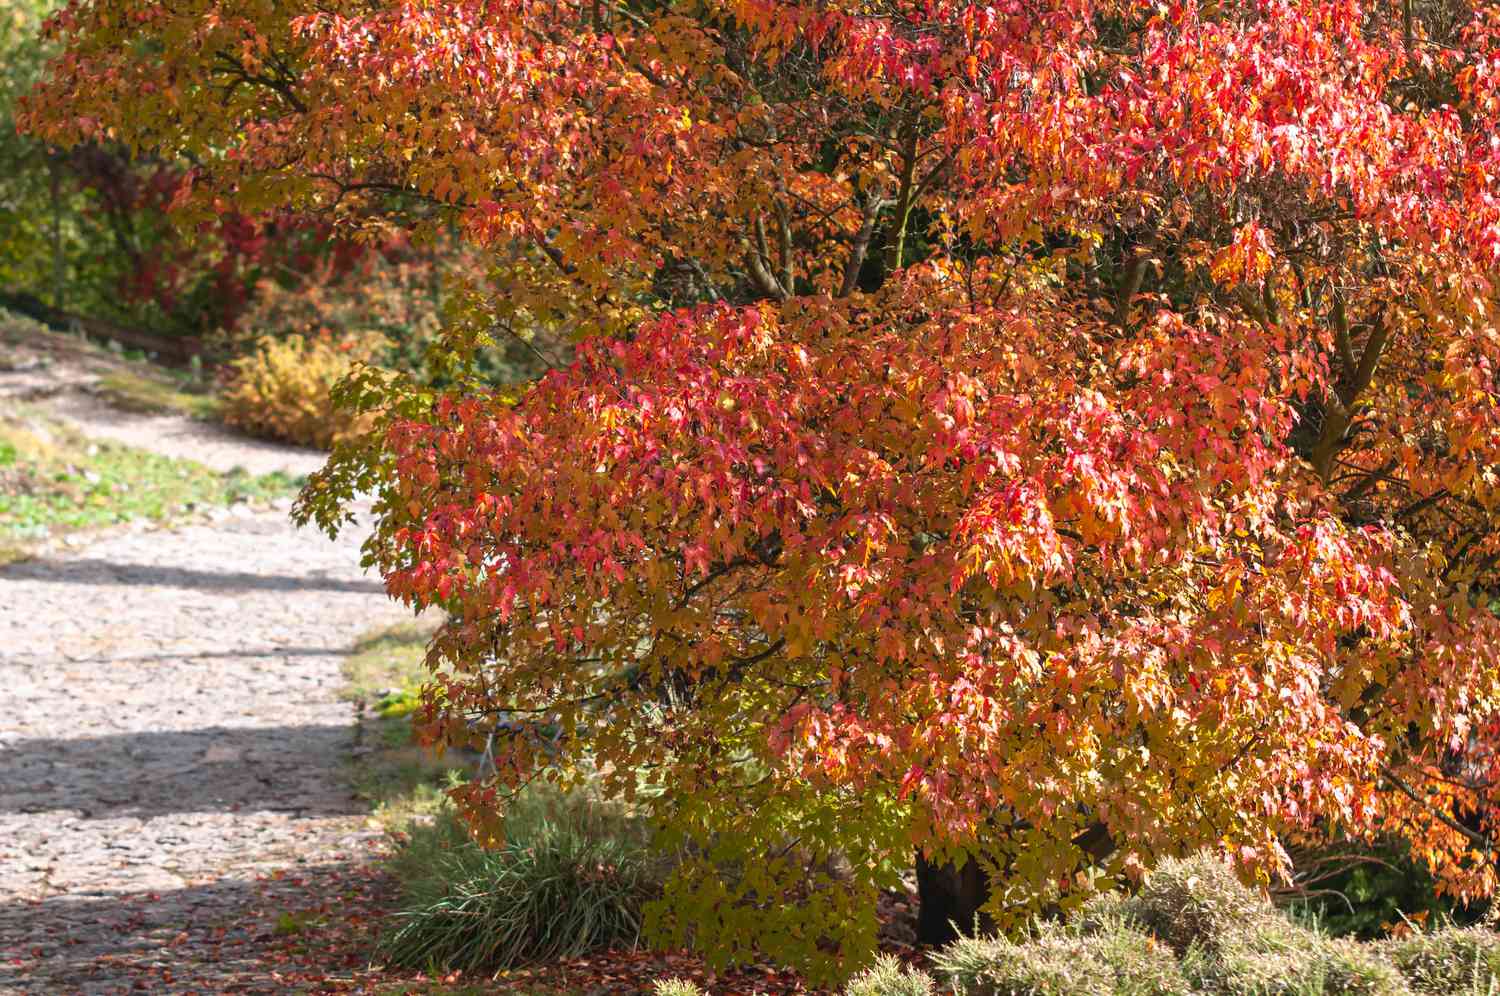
xmin=24 ymin=0 xmax=1500 ymax=979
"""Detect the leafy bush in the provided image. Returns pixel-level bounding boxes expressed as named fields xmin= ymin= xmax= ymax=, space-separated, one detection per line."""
xmin=218 ymin=332 xmax=383 ymax=448
xmin=377 ymin=787 xmax=669 ymax=973
xmin=1382 ymin=926 xmax=1500 ymax=994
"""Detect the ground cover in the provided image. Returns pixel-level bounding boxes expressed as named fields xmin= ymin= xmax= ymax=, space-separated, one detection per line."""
xmin=0 ymin=406 xmax=301 ymax=557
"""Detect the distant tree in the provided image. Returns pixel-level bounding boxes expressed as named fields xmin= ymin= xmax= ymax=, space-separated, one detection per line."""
xmin=26 ymin=0 xmax=1500 ymax=980
xmin=0 ymin=0 xmax=64 ymax=302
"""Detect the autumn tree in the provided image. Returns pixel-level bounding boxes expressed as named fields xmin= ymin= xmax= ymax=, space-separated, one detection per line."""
xmin=26 ymin=0 xmax=1500 ymax=978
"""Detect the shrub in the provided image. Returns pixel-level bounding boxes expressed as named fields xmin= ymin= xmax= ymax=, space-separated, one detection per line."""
xmin=1382 ymin=926 xmax=1500 ymax=994
xmin=652 ymin=982 xmax=707 ymax=996
xmin=844 ymin=954 xmax=936 ymax=996
xmin=217 ymin=331 xmax=383 ymax=448
xmin=1186 ymin=918 xmax=1410 ymax=996
xmin=377 ymin=786 xmax=669 ymax=973
xmin=1114 ymin=853 xmax=1280 ymax=956
xmin=932 ymin=922 xmax=1192 ymax=996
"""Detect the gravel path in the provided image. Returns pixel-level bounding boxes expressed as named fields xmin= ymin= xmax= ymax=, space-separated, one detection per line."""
xmin=0 ymin=496 xmax=409 ymax=991
xmin=44 ymin=394 xmax=329 ymax=479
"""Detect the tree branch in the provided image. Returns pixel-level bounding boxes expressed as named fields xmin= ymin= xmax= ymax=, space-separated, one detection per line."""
xmin=840 ymin=193 xmax=890 ymax=297
xmin=1381 ymin=763 xmax=1495 ymax=853
xmin=746 ymin=212 xmax=789 ymax=300
xmin=1114 ymin=251 xmax=1149 ymax=331
xmin=885 ymin=113 xmax=921 ymax=273
xmin=1310 ymin=307 xmax=1389 ymax=481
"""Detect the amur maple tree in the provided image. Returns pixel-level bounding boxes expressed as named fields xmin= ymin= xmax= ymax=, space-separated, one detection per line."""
xmin=24 ymin=0 xmax=1500 ymax=978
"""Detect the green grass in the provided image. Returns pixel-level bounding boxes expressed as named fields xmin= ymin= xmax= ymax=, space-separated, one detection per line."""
xmin=344 ymin=622 xmax=435 ymax=704
xmin=342 ymin=620 xmax=467 ymax=829
xmin=95 ymin=369 xmax=220 ymax=419
xmin=0 ymin=412 xmax=302 ymax=545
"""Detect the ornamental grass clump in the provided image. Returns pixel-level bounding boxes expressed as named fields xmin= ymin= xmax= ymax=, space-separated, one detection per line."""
xmin=843 ymin=954 xmax=937 ymax=996
xmin=1114 ymin=852 xmax=1281 ymax=957
xmin=932 ymin=920 xmax=1193 ymax=996
xmin=378 ymin=786 xmax=669 ymax=973
xmin=1381 ymin=926 xmax=1500 ymax=995
xmin=1184 ymin=920 xmax=1411 ymax=996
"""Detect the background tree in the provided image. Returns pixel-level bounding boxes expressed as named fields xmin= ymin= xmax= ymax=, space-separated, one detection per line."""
xmin=1 ymin=0 xmax=65 ymax=304
xmin=1 ymin=1 xmax=428 ymax=341
xmin=25 ymin=0 xmax=1500 ymax=980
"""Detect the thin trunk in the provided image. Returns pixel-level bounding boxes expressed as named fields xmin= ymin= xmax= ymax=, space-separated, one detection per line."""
xmin=886 ymin=116 xmax=920 ymax=273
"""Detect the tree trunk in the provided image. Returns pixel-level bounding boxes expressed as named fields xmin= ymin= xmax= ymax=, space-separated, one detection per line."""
xmin=915 ymin=852 xmax=994 ymax=946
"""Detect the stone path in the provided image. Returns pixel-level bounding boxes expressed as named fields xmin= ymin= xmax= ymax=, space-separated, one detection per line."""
xmin=0 ymin=413 xmax=410 ymax=990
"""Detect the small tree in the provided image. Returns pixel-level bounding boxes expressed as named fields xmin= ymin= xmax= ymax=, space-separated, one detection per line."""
xmin=26 ymin=0 xmax=1500 ymax=980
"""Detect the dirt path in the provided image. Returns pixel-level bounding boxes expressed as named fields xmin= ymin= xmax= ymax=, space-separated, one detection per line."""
xmin=45 ymin=393 xmax=329 ymax=479
xmin=0 ymin=367 xmax=410 ymax=991
xmin=0 ymin=319 xmax=327 ymax=479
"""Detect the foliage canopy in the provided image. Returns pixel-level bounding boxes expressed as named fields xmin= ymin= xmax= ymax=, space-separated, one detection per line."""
xmin=25 ymin=0 xmax=1500 ymax=978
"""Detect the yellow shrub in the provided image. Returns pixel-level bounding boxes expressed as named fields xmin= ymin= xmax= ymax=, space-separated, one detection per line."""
xmin=219 ymin=333 xmax=384 ymax=449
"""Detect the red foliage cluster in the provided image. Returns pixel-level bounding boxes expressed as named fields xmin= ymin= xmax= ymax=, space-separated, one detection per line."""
xmin=23 ymin=0 xmax=1500 ymax=975
xmin=62 ymin=145 xmax=379 ymax=333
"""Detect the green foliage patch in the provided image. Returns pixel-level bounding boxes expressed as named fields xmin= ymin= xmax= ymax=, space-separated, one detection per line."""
xmin=0 ymin=411 xmax=300 ymax=543
xmin=342 ymin=622 xmax=435 ymax=705
xmin=655 ymin=853 xmax=1500 ymax=996
xmin=340 ymin=619 xmax=465 ymax=828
